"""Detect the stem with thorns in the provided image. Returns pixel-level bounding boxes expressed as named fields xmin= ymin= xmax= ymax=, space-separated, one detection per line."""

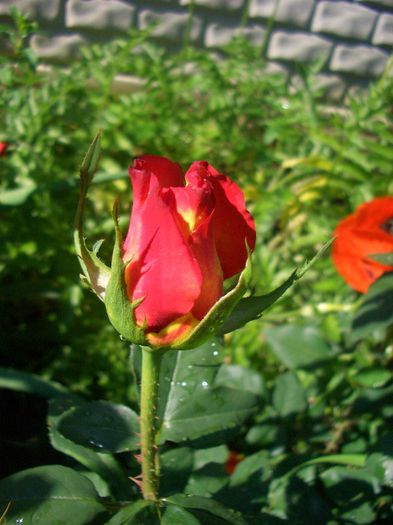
xmin=140 ymin=346 xmax=164 ymax=501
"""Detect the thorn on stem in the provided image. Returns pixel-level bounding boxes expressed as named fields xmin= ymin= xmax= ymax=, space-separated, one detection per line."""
xmin=129 ymin=474 xmax=143 ymax=489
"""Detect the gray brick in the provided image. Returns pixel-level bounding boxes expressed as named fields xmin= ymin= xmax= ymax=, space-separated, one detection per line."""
xmin=268 ymin=31 xmax=333 ymax=63
xmin=0 ymin=0 xmax=61 ymax=21
xmin=290 ymin=72 xmax=346 ymax=99
xmin=205 ymin=21 xmax=265 ymax=47
xmin=311 ymin=2 xmax=377 ymax=41
xmin=138 ymin=8 xmax=202 ymax=43
xmin=30 ymin=34 xmax=88 ymax=61
xmin=313 ymin=73 xmax=347 ymax=100
xmin=264 ymin=60 xmax=290 ymax=78
xmin=330 ymin=44 xmax=389 ymax=76
xmin=373 ymin=14 xmax=393 ymax=46
xmin=66 ymin=0 xmax=134 ymax=32
xmin=249 ymin=0 xmax=315 ymax=28
xmin=180 ymin=0 xmax=245 ymax=9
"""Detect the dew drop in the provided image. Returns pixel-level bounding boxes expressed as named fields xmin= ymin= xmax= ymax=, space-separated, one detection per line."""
xmin=181 ymin=381 xmax=187 ymax=387
xmin=16 ymin=520 xmax=24 ymax=524
xmin=89 ymin=439 xmax=104 ymax=449
xmin=213 ymin=351 xmax=219 ymax=356
xmin=201 ymin=381 xmax=209 ymax=388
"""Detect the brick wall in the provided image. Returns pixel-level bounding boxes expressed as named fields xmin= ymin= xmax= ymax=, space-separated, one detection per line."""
xmin=0 ymin=0 xmax=392 ymax=97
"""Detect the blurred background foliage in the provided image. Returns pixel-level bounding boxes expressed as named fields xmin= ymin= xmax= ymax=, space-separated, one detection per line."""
xmin=0 ymin=10 xmax=392 ymax=524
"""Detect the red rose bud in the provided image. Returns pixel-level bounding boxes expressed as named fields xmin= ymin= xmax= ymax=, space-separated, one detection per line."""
xmin=0 ymin=142 xmax=8 ymax=156
xmin=122 ymin=155 xmax=256 ymax=347
xmin=332 ymin=196 xmax=393 ymax=293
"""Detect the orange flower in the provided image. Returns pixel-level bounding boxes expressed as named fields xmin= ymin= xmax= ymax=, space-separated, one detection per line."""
xmin=332 ymin=196 xmax=393 ymax=293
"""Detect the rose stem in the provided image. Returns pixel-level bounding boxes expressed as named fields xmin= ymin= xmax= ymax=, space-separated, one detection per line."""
xmin=140 ymin=346 xmax=164 ymax=501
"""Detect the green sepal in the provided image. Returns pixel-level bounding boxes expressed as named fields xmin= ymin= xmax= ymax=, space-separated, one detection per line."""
xmin=104 ymin=199 xmax=147 ymax=345
xmin=170 ymin=249 xmax=253 ymax=350
xmin=74 ymin=131 xmax=110 ymax=301
xmin=218 ymin=269 xmax=298 ymax=335
xmin=219 ymin=237 xmax=334 ymax=335
xmin=368 ymin=251 xmax=393 ymax=265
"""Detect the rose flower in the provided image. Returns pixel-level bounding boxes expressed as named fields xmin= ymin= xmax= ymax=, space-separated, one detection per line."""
xmin=122 ymin=155 xmax=256 ymax=347
xmin=332 ymin=196 xmax=393 ymax=293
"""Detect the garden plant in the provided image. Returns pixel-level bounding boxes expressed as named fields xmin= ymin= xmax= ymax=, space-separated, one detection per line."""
xmin=0 ymin=9 xmax=393 ymax=525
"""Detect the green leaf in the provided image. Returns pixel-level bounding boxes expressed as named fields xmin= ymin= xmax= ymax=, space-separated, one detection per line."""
xmin=320 ymin=465 xmax=380 ymax=521
xmin=216 ymin=451 xmax=271 ymax=517
xmin=214 ymin=364 xmax=265 ymax=396
xmin=0 ymin=180 xmax=36 ymax=206
xmin=351 ymin=272 xmax=393 ymax=342
xmin=365 ymin=452 xmax=393 ymax=488
xmin=365 ymin=432 xmax=393 ymax=487
xmin=162 ymin=504 xmax=201 ymax=525
xmin=287 ymin=453 xmax=367 ymax=476
xmin=185 ymin=462 xmax=228 ymax=498
xmin=268 ymin=474 xmax=332 ymax=524
xmin=158 ymin=339 xmax=223 ymax=423
xmin=160 ymin=386 xmax=258 ymax=446
xmin=353 ymin=367 xmax=392 ymax=388
xmin=57 ymin=399 xmax=140 ymax=453
xmin=160 ymin=447 xmax=195 ymax=496
xmin=196 ymin=445 xmax=228 ymax=466
xmin=273 ymin=371 xmax=307 ymax=417
xmin=0 ymin=465 xmax=107 ymax=524
xmin=165 ymin=494 xmax=248 ymax=525
xmin=159 ymin=447 xmax=194 ymax=496
xmin=265 ymin=325 xmax=333 ymax=369
xmin=158 ymin=340 xmax=260 ymax=446
xmin=106 ymin=500 xmax=159 ymax=524
xmin=48 ymin=399 xmax=132 ymax=500
xmin=0 ymin=367 xmax=80 ymax=401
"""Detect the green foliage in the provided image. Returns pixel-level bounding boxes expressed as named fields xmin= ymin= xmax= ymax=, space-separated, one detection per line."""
xmin=1 ymin=9 xmax=393 ymax=525
xmin=0 ymin=465 xmax=108 ymax=524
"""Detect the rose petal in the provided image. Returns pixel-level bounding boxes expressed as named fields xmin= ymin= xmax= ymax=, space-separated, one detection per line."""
xmin=147 ymin=313 xmax=199 ymax=347
xmin=163 ymin=177 xmax=223 ymax=320
xmin=134 ymin=154 xmax=183 ymax=188
xmin=186 ymin=161 xmax=256 ymax=279
xmin=123 ymin=164 xmax=202 ymax=331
